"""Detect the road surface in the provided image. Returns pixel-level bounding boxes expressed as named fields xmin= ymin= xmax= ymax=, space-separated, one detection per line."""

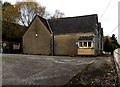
xmin=2 ymin=54 xmax=112 ymax=85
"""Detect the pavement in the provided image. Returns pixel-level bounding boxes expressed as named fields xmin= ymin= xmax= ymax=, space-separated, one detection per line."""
xmin=2 ymin=54 xmax=113 ymax=85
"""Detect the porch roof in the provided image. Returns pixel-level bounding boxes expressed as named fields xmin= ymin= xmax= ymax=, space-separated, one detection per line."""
xmin=78 ymin=36 xmax=94 ymax=41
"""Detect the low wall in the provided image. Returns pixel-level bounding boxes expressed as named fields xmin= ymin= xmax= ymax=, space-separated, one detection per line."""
xmin=114 ymin=49 xmax=120 ymax=69
xmin=77 ymin=48 xmax=95 ymax=55
xmin=114 ymin=48 xmax=120 ymax=82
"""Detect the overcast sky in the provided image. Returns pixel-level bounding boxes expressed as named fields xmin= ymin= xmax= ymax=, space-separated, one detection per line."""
xmin=2 ymin=0 xmax=120 ymax=40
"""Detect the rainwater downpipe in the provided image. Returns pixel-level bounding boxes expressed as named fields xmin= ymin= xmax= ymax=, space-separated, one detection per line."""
xmin=46 ymin=20 xmax=54 ymax=56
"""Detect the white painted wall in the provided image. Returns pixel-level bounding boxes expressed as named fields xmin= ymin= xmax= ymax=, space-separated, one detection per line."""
xmin=114 ymin=49 xmax=120 ymax=65
xmin=114 ymin=48 xmax=120 ymax=81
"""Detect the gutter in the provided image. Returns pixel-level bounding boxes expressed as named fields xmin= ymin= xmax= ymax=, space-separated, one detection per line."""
xmin=46 ymin=20 xmax=54 ymax=56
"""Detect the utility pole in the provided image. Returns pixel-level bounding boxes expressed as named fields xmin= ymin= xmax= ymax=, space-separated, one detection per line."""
xmin=118 ymin=2 xmax=120 ymax=44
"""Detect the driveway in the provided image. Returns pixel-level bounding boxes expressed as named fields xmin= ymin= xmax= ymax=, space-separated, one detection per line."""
xmin=2 ymin=54 xmax=110 ymax=85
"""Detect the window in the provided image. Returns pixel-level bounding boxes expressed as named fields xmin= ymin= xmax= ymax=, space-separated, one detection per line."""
xmin=84 ymin=42 xmax=87 ymax=47
xmin=88 ymin=42 xmax=91 ymax=47
xmin=78 ymin=42 xmax=93 ymax=48
xmin=79 ymin=42 xmax=82 ymax=47
xmin=36 ymin=33 xmax=38 ymax=37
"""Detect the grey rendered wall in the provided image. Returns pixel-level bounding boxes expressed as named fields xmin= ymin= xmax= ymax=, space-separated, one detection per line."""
xmin=23 ymin=16 xmax=51 ymax=55
xmin=94 ymin=31 xmax=99 ymax=55
xmin=54 ymin=33 xmax=94 ymax=56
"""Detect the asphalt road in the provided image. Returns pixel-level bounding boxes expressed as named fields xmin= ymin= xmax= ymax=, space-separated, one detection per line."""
xmin=2 ymin=54 xmax=111 ymax=85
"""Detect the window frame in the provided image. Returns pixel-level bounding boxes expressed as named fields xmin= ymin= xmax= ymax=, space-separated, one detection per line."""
xmin=78 ymin=41 xmax=93 ymax=48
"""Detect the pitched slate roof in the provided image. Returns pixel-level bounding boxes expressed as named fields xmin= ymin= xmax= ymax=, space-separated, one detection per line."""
xmin=48 ymin=14 xmax=98 ymax=35
xmin=98 ymin=22 xmax=103 ymax=36
xmin=37 ymin=14 xmax=98 ymax=35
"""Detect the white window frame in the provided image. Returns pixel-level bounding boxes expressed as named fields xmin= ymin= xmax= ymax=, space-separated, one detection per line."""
xmin=78 ymin=41 xmax=93 ymax=48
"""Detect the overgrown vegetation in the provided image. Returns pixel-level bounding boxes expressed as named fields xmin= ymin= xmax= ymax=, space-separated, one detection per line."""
xmin=65 ymin=60 xmax=118 ymax=86
xmin=2 ymin=1 xmax=65 ymax=42
xmin=104 ymin=34 xmax=120 ymax=54
xmin=2 ymin=21 xmax=26 ymax=42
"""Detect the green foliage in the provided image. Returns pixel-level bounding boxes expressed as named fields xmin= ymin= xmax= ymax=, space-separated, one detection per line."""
xmin=104 ymin=36 xmax=113 ymax=52
xmin=111 ymin=34 xmax=120 ymax=48
xmin=2 ymin=2 xmax=19 ymax=23
xmin=2 ymin=21 xmax=26 ymax=42
xmin=2 ymin=1 xmax=46 ymax=43
xmin=2 ymin=1 xmax=46 ymax=26
xmin=104 ymin=34 xmax=120 ymax=54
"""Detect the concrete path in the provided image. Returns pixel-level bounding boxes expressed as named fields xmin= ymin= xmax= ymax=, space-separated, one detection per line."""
xmin=2 ymin=54 xmax=108 ymax=85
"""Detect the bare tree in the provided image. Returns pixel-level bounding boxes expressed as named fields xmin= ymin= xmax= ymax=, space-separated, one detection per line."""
xmin=52 ymin=9 xmax=65 ymax=18
xmin=15 ymin=1 xmax=46 ymax=26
